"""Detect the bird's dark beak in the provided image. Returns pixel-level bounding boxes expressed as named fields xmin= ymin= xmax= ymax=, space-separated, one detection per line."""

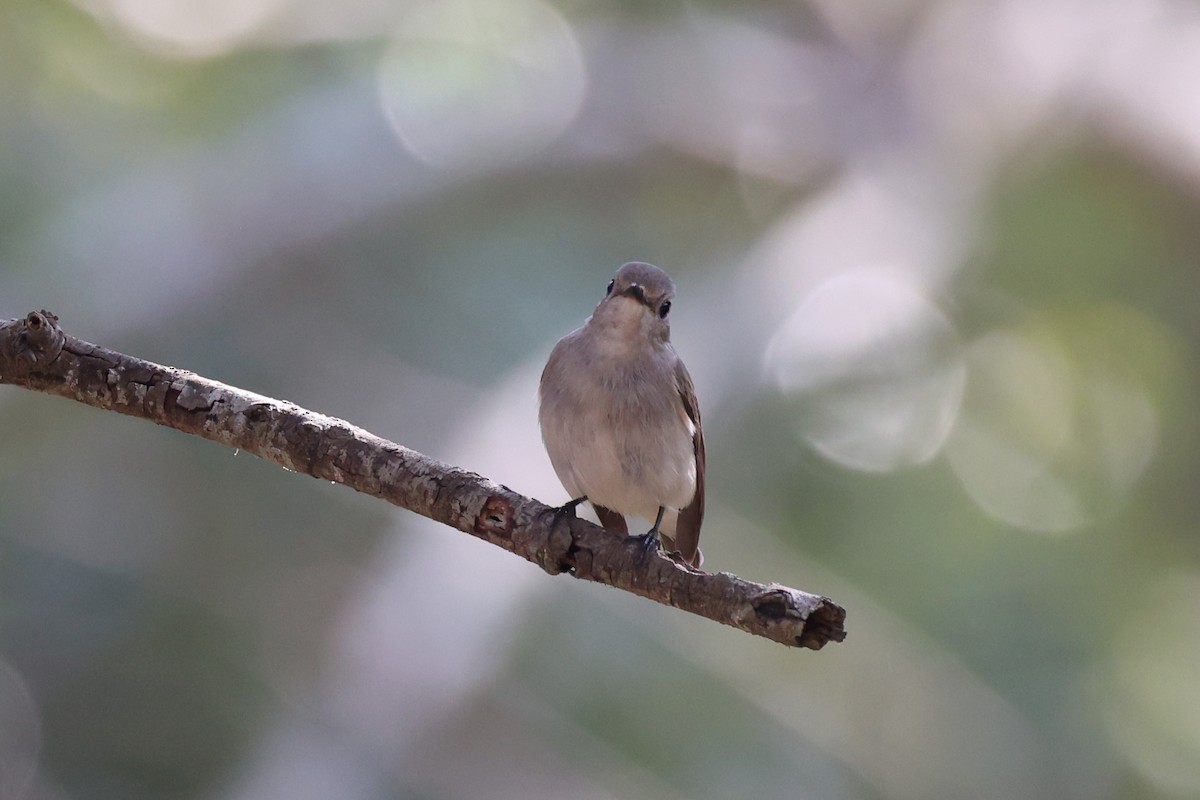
xmin=616 ymin=283 xmax=651 ymax=307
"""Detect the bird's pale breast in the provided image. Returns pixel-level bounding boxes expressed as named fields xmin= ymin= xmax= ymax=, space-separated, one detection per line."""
xmin=539 ymin=333 xmax=696 ymax=522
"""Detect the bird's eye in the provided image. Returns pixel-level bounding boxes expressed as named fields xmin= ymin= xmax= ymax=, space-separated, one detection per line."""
xmin=658 ymin=300 xmax=671 ymax=319
xmin=606 ymin=280 xmax=615 ymax=296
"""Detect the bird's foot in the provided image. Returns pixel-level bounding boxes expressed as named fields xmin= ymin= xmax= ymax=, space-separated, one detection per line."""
xmin=631 ymin=506 xmax=668 ymax=565
xmin=632 ymin=528 xmax=663 ymax=564
xmin=541 ymin=497 xmax=589 ymax=576
xmin=554 ymin=494 xmax=588 ymax=520
xmin=550 ymin=496 xmax=588 ymax=524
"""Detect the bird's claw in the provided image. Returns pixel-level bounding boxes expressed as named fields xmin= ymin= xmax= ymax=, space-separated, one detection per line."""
xmin=549 ymin=496 xmax=587 ymax=525
xmin=632 ymin=529 xmax=663 ymax=564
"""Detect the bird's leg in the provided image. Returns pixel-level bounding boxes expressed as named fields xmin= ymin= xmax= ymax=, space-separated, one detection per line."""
xmin=648 ymin=505 xmax=666 ymax=538
xmin=633 ymin=506 xmax=666 ymax=562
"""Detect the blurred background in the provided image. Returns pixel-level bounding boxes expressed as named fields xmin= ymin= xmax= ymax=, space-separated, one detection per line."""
xmin=1 ymin=0 xmax=1199 ymax=798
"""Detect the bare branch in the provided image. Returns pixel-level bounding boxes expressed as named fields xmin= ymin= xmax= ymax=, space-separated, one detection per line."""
xmin=0 ymin=311 xmax=846 ymax=649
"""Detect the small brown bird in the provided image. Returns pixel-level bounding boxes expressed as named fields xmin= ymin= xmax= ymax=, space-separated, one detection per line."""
xmin=538 ymin=262 xmax=704 ymax=566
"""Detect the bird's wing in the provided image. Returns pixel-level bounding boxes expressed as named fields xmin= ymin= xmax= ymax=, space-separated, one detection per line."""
xmin=673 ymin=358 xmax=705 ymax=568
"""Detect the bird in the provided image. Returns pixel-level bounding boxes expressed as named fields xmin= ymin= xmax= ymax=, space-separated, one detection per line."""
xmin=538 ymin=262 xmax=704 ymax=567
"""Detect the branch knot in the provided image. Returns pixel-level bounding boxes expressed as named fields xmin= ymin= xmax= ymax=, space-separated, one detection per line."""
xmin=0 ymin=310 xmax=65 ymax=376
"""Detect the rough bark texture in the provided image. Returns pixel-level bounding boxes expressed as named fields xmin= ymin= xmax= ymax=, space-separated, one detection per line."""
xmin=0 ymin=311 xmax=846 ymax=649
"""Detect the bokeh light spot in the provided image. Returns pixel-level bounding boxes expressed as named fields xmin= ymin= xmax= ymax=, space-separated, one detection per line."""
xmin=377 ymin=0 xmax=586 ymax=171
xmin=945 ymin=313 xmax=1160 ymax=534
xmin=945 ymin=329 xmax=1079 ymax=532
xmin=77 ymin=0 xmax=286 ymax=59
xmin=764 ymin=268 xmax=965 ymax=473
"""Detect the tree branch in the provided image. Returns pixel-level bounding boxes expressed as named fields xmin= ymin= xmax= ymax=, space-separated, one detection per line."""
xmin=0 ymin=311 xmax=846 ymax=649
